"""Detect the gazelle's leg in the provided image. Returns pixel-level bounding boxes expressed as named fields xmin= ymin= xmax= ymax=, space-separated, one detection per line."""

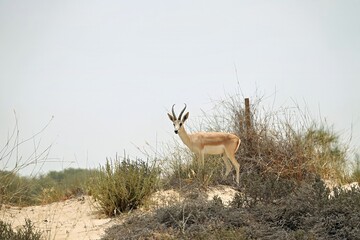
xmin=196 ymin=151 xmax=206 ymax=176
xmin=222 ymin=155 xmax=232 ymax=176
xmin=225 ymin=151 xmax=240 ymax=184
xmin=200 ymin=151 xmax=205 ymax=166
xmin=195 ymin=151 xmax=205 ymax=168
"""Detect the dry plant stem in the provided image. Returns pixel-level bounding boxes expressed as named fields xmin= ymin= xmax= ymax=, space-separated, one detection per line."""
xmin=0 ymin=112 xmax=54 ymax=174
xmin=203 ymin=94 xmax=350 ymax=183
xmin=0 ymin=112 xmax=56 ymax=206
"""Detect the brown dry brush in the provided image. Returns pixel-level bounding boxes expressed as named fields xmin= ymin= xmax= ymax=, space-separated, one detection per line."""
xmin=0 ymin=114 xmax=54 ymax=206
xmin=209 ymin=96 xmax=349 ymax=183
xmin=101 ymin=96 xmax=358 ymax=240
xmin=101 ymin=178 xmax=360 ymax=240
xmin=163 ymin=95 xmax=349 ymax=190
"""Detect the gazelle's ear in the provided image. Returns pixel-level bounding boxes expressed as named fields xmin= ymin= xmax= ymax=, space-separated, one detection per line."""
xmin=182 ymin=112 xmax=189 ymax=122
xmin=167 ymin=113 xmax=175 ymax=122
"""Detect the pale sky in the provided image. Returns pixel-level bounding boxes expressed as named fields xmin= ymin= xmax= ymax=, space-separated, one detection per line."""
xmin=1 ymin=1 xmax=359 ymax=175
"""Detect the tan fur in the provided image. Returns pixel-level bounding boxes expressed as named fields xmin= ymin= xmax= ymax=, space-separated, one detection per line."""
xmin=168 ymin=106 xmax=241 ymax=184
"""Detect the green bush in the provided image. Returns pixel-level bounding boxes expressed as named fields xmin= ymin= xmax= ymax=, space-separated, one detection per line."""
xmin=36 ymin=168 xmax=95 ymax=204
xmin=90 ymin=156 xmax=160 ymax=216
xmin=0 ymin=219 xmax=42 ymax=240
xmin=350 ymin=154 xmax=360 ymax=183
xmin=302 ymin=127 xmax=348 ymax=182
xmin=0 ymin=171 xmax=38 ymax=206
xmin=0 ymin=168 xmax=95 ymax=206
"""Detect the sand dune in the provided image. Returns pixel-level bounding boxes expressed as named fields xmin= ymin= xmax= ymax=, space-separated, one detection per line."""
xmin=0 ymin=196 xmax=116 ymax=240
xmin=0 ymin=185 xmax=240 ymax=239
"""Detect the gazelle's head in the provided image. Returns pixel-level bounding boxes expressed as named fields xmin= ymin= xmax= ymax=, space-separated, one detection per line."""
xmin=167 ymin=104 xmax=189 ymax=134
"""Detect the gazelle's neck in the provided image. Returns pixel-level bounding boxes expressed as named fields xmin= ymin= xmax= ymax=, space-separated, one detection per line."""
xmin=178 ymin=126 xmax=192 ymax=149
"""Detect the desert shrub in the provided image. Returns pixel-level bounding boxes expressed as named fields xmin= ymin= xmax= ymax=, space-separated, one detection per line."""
xmin=350 ymin=154 xmax=360 ymax=183
xmin=0 ymin=171 xmax=38 ymax=206
xmin=203 ymin=95 xmax=350 ymax=183
xmin=0 ymin=168 xmax=95 ymax=206
xmin=0 ymin=114 xmax=62 ymax=206
xmin=36 ymin=168 xmax=95 ymax=204
xmin=164 ymin=95 xmax=350 ymax=190
xmin=43 ymin=168 xmax=90 ymax=194
xmin=102 ymin=177 xmax=360 ymax=240
xmin=303 ymin=127 xmax=348 ymax=182
xmin=239 ymin=177 xmax=360 ymax=239
xmin=317 ymin=185 xmax=360 ymax=239
xmin=156 ymin=198 xmax=250 ymax=239
xmin=0 ymin=219 xmax=42 ymax=240
xmin=238 ymin=171 xmax=296 ymax=205
xmin=164 ymin=152 xmax=227 ymax=189
xmin=90 ymin=156 xmax=160 ymax=216
xmin=102 ymin=195 xmax=248 ymax=240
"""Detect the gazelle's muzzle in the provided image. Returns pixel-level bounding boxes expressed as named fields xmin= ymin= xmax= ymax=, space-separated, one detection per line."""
xmin=174 ymin=130 xmax=178 ymax=134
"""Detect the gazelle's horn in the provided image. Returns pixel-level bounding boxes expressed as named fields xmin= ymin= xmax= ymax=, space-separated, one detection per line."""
xmin=172 ymin=104 xmax=176 ymax=119
xmin=178 ymin=103 xmax=187 ymax=120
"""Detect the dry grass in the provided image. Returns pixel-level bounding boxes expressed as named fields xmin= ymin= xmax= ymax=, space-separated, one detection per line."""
xmin=1 ymin=93 xmax=359 ymax=239
xmin=163 ymin=95 xmax=353 ymax=193
xmin=204 ymin=95 xmax=350 ymax=183
xmin=0 ymin=219 xmax=42 ymax=240
xmin=101 ymin=177 xmax=360 ymax=240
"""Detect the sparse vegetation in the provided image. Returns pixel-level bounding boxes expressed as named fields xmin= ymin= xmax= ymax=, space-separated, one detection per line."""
xmin=36 ymin=168 xmax=96 ymax=204
xmin=89 ymin=156 xmax=160 ymax=216
xmin=102 ymin=177 xmax=360 ymax=240
xmin=164 ymin=152 xmax=226 ymax=189
xmin=164 ymin=96 xmax=352 ymax=190
xmin=1 ymin=95 xmax=359 ymax=239
xmin=350 ymin=154 xmax=360 ymax=183
xmin=225 ymin=96 xmax=349 ymax=183
xmin=0 ymin=168 xmax=94 ymax=206
xmin=101 ymin=95 xmax=359 ymax=239
xmin=0 ymin=170 xmax=36 ymax=206
xmin=0 ymin=219 xmax=42 ymax=240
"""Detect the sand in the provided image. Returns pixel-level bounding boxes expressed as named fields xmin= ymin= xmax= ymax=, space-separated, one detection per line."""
xmin=0 ymin=186 xmax=239 ymax=240
xmin=0 ymin=196 xmax=116 ymax=240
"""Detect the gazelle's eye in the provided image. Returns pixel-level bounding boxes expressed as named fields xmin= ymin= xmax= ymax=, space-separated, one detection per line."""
xmin=179 ymin=123 xmax=183 ymax=127
xmin=173 ymin=123 xmax=175 ymax=126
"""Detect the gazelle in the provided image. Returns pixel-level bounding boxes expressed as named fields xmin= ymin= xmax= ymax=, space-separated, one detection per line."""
xmin=167 ymin=104 xmax=241 ymax=184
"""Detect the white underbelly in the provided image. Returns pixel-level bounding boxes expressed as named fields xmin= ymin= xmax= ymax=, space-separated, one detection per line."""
xmin=203 ymin=145 xmax=225 ymax=155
